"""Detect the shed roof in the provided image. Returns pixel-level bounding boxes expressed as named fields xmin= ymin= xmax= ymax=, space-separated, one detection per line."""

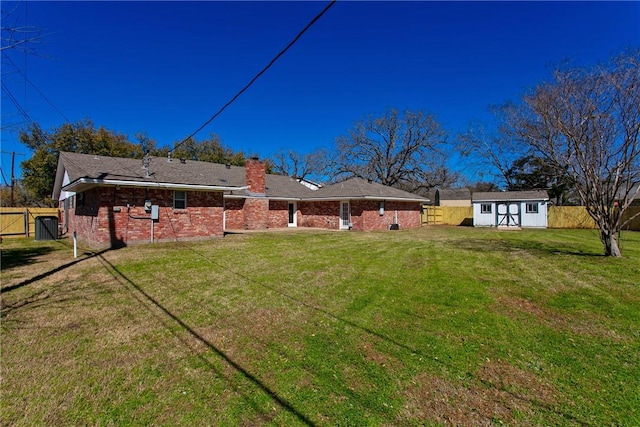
xmin=472 ymin=190 xmax=549 ymax=202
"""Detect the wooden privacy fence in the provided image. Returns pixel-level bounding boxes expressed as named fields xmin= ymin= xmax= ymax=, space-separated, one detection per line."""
xmin=422 ymin=205 xmax=640 ymax=231
xmin=422 ymin=206 xmax=473 ymax=226
xmin=0 ymin=208 xmax=60 ymax=238
xmin=547 ymin=206 xmax=640 ymax=230
xmin=547 ymin=206 xmax=596 ymax=229
xmin=620 ymin=207 xmax=640 ymax=231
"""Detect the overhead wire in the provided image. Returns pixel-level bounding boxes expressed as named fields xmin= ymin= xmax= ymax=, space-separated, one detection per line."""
xmin=0 ymin=167 xmax=10 ymax=186
xmin=172 ymin=0 xmax=336 ymax=153
xmin=2 ymin=51 xmax=71 ymax=123
xmin=1 ymin=81 xmax=33 ymax=124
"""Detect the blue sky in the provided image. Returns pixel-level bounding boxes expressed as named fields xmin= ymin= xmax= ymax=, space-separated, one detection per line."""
xmin=2 ymin=1 xmax=639 ymax=183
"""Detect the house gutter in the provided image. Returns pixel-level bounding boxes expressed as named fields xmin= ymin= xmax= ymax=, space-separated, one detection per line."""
xmin=223 ymin=194 xmax=305 ymax=201
xmin=303 ymin=196 xmax=429 ymax=203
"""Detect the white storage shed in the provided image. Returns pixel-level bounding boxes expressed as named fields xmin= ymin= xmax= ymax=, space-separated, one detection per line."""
xmin=472 ymin=190 xmax=549 ymax=228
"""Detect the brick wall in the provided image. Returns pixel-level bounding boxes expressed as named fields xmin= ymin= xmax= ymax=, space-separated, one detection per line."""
xmin=352 ymin=200 xmax=421 ymax=230
xmin=243 ymin=197 xmax=269 ymax=230
xmin=298 ymin=201 xmax=341 ymax=229
xmin=296 ymin=200 xmax=421 ymax=231
xmin=224 ymin=199 xmax=246 ymax=230
xmin=225 ymin=197 xmax=275 ymax=230
xmin=67 ymin=186 xmax=224 ymax=249
xmin=64 ymin=186 xmax=423 ymax=248
xmin=268 ymin=200 xmax=290 ymax=228
xmin=225 ymin=199 xmax=292 ymax=230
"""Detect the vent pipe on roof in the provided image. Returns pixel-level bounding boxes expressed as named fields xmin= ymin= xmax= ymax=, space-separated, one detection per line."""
xmin=167 ymin=151 xmax=172 ymax=162
xmin=226 ymin=163 xmax=231 ymax=169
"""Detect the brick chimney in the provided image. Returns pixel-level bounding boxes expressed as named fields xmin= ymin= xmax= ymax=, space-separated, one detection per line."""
xmin=246 ymin=156 xmax=266 ymax=195
xmin=244 ymin=157 xmax=269 ymax=230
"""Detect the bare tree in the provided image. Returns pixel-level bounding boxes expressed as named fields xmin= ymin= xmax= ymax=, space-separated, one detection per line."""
xmin=329 ymin=108 xmax=451 ymax=193
xmin=456 ymin=106 xmax=527 ymax=188
xmin=271 ymin=148 xmax=330 ymax=181
xmin=1 ymin=3 xmax=45 ymax=53
xmin=510 ymin=51 xmax=640 ymax=257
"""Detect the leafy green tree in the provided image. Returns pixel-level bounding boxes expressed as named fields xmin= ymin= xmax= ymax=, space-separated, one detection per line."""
xmin=20 ymin=121 xmax=255 ymax=206
xmin=19 ymin=120 xmax=141 ymax=204
xmin=153 ymin=134 xmax=246 ymax=167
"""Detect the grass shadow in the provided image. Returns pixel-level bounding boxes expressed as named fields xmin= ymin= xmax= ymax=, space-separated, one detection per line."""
xmin=455 ymin=237 xmax=603 ymax=258
xmin=0 ymin=248 xmax=113 ymax=294
xmin=1 ymin=246 xmax=56 ymax=271
xmin=96 ymin=254 xmax=316 ymax=426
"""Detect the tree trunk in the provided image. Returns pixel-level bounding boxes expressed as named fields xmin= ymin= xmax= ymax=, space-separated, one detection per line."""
xmin=600 ymin=229 xmax=622 ymax=257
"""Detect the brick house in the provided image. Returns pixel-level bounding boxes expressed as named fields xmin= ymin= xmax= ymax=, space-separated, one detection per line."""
xmin=53 ymin=152 xmax=428 ymax=248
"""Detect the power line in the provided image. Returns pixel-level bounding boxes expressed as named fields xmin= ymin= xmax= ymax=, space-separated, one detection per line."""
xmin=0 ymin=150 xmax=25 ymax=206
xmin=1 ymin=80 xmax=33 ymax=124
xmin=0 ymin=167 xmax=10 ymax=186
xmin=173 ymin=0 xmax=336 ymax=152
xmin=2 ymin=51 xmax=71 ymax=123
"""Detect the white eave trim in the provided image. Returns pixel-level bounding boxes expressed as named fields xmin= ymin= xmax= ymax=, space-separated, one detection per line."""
xmin=62 ymin=178 xmax=248 ymax=192
xmin=303 ymin=196 xmax=429 ymax=203
xmin=224 ymin=194 xmax=304 ymax=201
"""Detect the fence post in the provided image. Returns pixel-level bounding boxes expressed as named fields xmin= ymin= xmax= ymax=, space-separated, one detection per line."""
xmin=24 ymin=208 xmax=29 ymax=237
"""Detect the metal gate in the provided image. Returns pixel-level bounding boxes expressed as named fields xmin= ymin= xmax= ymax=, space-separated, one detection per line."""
xmin=497 ymin=203 xmax=520 ymax=227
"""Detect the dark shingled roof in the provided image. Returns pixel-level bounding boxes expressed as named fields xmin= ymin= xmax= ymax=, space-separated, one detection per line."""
xmin=54 ymin=151 xmax=317 ymax=199
xmin=228 ymin=175 xmax=315 ymax=199
xmin=307 ymin=177 xmax=428 ymax=202
xmin=56 ymin=151 xmax=245 ymax=188
xmin=472 ymin=190 xmax=549 ymax=202
xmin=436 ymin=188 xmax=471 ymax=200
xmin=53 ymin=153 xmax=426 ymax=202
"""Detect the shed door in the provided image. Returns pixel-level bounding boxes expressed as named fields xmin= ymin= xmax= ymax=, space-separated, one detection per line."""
xmin=497 ymin=203 xmax=520 ymax=227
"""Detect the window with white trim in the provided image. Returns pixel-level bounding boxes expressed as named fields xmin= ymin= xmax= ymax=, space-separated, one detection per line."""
xmin=174 ymin=190 xmax=187 ymax=209
xmin=480 ymin=203 xmax=492 ymax=214
xmin=526 ymin=202 xmax=538 ymax=213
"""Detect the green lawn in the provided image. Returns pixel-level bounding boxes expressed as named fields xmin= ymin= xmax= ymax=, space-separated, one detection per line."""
xmin=2 ymin=227 xmax=639 ymax=426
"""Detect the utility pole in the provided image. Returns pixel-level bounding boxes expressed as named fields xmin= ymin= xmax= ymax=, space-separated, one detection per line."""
xmin=1 ymin=151 xmax=25 ymax=207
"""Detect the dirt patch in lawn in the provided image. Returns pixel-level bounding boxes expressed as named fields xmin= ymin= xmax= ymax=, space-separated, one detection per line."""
xmin=494 ymin=294 xmax=624 ymax=341
xmin=402 ymin=359 xmax=559 ymax=425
